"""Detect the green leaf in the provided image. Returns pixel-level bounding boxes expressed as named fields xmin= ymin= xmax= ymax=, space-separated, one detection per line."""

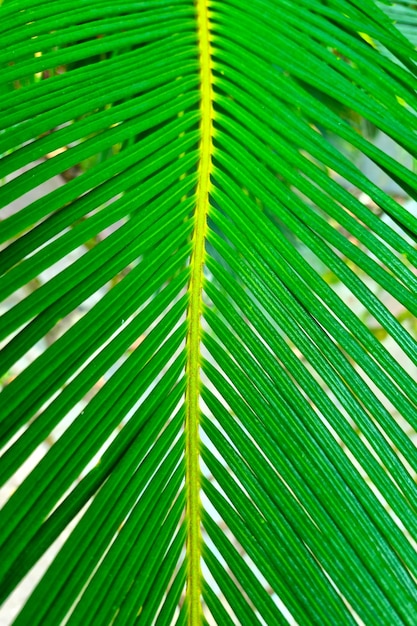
xmin=1 ymin=0 xmax=417 ymax=624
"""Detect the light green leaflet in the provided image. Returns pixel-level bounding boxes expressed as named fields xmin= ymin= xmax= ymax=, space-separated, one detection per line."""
xmin=1 ymin=0 xmax=417 ymax=624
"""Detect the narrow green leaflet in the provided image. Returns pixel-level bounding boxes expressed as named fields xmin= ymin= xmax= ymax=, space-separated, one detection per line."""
xmin=1 ymin=0 xmax=417 ymax=624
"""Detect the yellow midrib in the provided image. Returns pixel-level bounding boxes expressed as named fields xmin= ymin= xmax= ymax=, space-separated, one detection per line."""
xmin=185 ymin=0 xmax=213 ymax=623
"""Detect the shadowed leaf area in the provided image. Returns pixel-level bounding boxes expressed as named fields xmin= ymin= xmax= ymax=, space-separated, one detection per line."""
xmin=1 ymin=0 xmax=417 ymax=624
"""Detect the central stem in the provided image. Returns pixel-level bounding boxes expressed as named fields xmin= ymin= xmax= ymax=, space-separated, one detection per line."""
xmin=184 ymin=0 xmax=213 ymax=623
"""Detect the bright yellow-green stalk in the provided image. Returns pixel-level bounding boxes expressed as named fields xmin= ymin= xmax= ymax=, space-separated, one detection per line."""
xmin=184 ymin=0 xmax=214 ymax=623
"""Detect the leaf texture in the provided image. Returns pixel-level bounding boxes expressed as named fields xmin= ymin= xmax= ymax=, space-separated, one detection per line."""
xmin=1 ymin=0 xmax=417 ymax=624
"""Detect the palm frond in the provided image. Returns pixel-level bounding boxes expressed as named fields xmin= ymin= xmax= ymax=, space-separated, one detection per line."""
xmin=1 ymin=0 xmax=417 ymax=624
